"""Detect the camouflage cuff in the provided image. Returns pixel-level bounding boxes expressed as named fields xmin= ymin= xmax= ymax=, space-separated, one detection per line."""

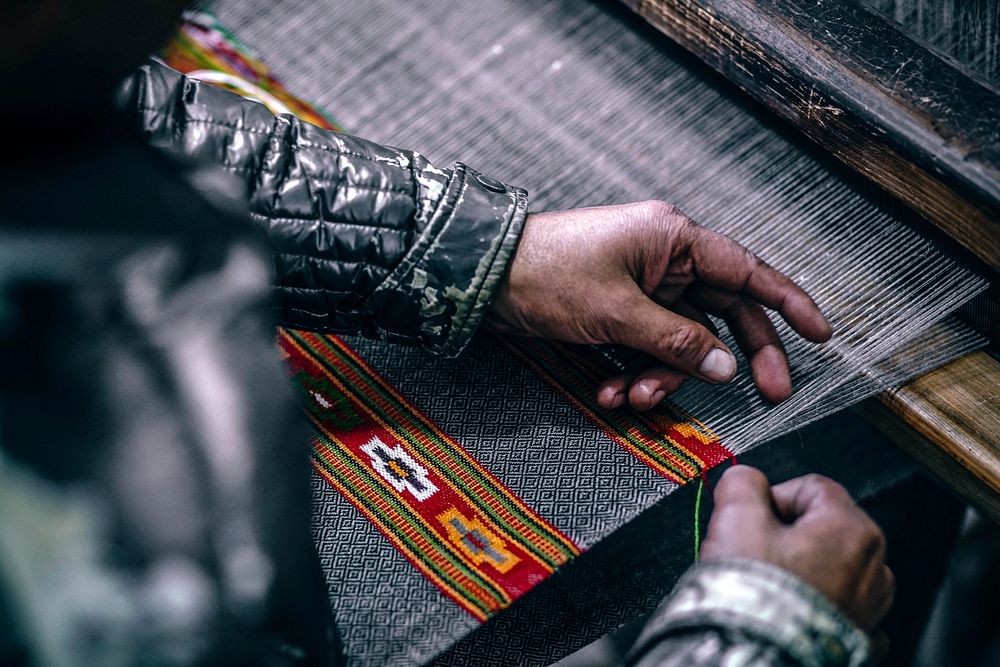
xmin=374 ymin=162 xmax=527 ymax=356
xmin=632 ymin=558 xmax=872 ymax=667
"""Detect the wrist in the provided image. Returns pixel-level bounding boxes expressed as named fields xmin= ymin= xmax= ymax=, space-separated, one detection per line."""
xmin=634 ymin=558 xmax=871 ymax=667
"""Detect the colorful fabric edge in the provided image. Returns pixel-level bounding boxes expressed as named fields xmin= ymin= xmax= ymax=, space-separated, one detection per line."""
xmin=162 ymin=10 xmax=342 ymax=131
xmin=499 ymin=337 xmax=733 ymax=484
xmin=279 ymin=329 xmax=580 ymax=620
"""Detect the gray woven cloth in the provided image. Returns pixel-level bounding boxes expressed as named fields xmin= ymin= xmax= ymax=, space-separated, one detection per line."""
xmin=209 ymin=1 xmax=919 ymax=664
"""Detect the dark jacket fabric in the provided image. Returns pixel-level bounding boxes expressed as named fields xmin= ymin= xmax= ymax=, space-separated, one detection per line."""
xmin=120 ymin=60 xmax=528 ymax=356
xmin=0 ymin=60 xmax=869 ymax=666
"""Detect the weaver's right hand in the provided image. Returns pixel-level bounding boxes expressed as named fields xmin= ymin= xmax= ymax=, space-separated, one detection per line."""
xmin=485 ymin=201 xmax=832 ymax=410
xmin=700 ymin=466 xmax=895 ymax=633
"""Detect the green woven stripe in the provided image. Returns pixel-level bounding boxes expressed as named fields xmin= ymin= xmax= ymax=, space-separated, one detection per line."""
xmin=518 ymin=339 xmax=701 ymax=478
xmin=301 ymin=332 xmax=577 ymax=564
xmin=310 ymin=431 xmax=508 ymax=613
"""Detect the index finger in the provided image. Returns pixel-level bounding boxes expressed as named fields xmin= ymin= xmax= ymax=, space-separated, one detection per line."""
xmin=686 ymin=226 xmax=833 ymax=343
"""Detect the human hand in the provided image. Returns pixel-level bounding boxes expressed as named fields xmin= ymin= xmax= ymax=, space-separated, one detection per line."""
xmin=699 ymin=466 xmax=895 ymax=633
xmin=486 ymin=202 xmax=831 ymax=410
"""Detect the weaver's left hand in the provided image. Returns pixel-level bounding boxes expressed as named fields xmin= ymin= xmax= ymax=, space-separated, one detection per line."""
xmin=486 ymin=201 xmax=832 ymax=409
xmin=700 ymin=467 xmax=895 ymax=634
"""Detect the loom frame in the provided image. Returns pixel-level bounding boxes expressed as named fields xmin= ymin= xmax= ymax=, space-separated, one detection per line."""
xmin=621 ymin=0 xmax=1000 ymax=522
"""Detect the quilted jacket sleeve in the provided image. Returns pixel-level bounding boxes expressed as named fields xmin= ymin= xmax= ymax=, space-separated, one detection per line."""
xmin=118 ymin=59 xmax=527 ymax=356
xmin=627 ymin=559 xmax=873 ymax=667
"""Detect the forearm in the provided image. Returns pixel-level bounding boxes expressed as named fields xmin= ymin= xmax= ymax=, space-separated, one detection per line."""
xmin=628 ymin=559 xmax=872 ymax=667
xmin=118 ymin=59 xmax=527 ymax=354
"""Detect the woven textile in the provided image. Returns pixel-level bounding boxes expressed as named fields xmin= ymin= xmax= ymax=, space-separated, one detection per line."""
xmin=162 ymin=12 xmax=744 ymax=662
xmin=280 ymin=329 xmax=581 ymax=620
xmin=166 ymin=6 xmax=929 ymax=664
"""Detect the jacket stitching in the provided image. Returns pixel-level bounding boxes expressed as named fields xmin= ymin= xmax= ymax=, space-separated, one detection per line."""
xmin=219 ymin=162 xmax=411 ymax=194
xmin=136 ymin=107 xmax=409 ymax=169
xmin=291 ymin=177 xmax=412 ymax=194
xmin=163 ymin=142 xmax=411 ymax=195
xmin=296 ymin=141 xmax=405 ymax=167
xmin=273 ymin=252 xmax=395 ymax=271
xmin=252 ymin=213 xmax=413 ymax=233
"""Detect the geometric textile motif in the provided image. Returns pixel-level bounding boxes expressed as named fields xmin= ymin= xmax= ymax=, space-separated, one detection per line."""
xmin=279 ymin=328 xmax=580 ymax=620
xmin=361 ymin=435 xmax=439 ymax=502
xmin=438 ymin=508 xmax=519 ymax=574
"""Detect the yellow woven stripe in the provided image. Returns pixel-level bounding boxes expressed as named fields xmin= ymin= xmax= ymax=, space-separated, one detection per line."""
xmin=313 ymin=334 xmax=579 ymax=561
xmin=311 ymin=455 xmax=493 ymax=620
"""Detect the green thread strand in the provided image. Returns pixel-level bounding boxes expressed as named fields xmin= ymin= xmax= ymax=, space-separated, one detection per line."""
xmin=693 ymin=476 xmax=704 ymax=562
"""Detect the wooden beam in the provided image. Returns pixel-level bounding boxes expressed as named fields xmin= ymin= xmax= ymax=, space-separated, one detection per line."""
xmin=856 ymin=351 xmax=1000 ymax=523
xmin=624 ymin=0 xmax=1000 ymax=272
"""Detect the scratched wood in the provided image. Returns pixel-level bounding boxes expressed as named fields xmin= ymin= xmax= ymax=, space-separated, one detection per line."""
xmin=624 ymin=0 xmax=1000 ymax=273
xmin=857 ymin=351 xmax=1000 ymax=523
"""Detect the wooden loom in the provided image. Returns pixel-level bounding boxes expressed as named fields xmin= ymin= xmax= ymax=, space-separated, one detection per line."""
xmin=621 ymin=0 xmax=1000 ymax=521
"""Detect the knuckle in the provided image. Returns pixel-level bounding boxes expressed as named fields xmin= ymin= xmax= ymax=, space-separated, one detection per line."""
xmin=742 ymin=248 xmax=763 ymax=273
xmin=655 ymin=324 xmax=706 ymax=364
xmin=844 ymin=518 xmax=884 ymax=559
xmin=641 ymin=200 xmax=694 ymax=227
xmin=864 ymin=521 xmax=887 ymax=553
xmin=724 ymin=465 xmax=767 ymax=488
xmin=807 ymin=475 xmax=850 ymax=502
xmin=799 ymin=473 xmax=823 ymax=485
xmin=884 ymin=566 xmax=897 ymax=594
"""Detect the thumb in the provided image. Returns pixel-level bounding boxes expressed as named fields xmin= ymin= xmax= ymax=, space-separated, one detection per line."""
xmin=713 ymin=465 xmax=775 ymax=511
xmin=616 ymin=293 xmax=738 ymax=383
xmin=701 ymin=466 xmax=777 ymax=557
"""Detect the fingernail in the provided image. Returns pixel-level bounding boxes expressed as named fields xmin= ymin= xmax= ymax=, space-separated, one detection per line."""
xmin=651 ymin=390 xmax=666 ymax=405
xmin=699 ymin=348 xmax=736 ymax=382
xmin=599 ymin=387 xmax=622 ymax=408
xmin=610 ymin=392 xmax=626 ymax=409
xmin=637 ymin=380 xmax=658 ymax=400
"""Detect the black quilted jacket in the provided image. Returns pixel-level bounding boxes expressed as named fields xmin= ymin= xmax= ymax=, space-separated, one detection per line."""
xmin=122 ymin=60 xmax=528 ymax=355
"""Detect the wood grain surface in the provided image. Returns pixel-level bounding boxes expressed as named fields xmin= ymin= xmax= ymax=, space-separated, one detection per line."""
xmin=857 ymin=351 xmax=1000 ymax=523
xmin=624 ymin=0 xmax=1000 ymax=272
